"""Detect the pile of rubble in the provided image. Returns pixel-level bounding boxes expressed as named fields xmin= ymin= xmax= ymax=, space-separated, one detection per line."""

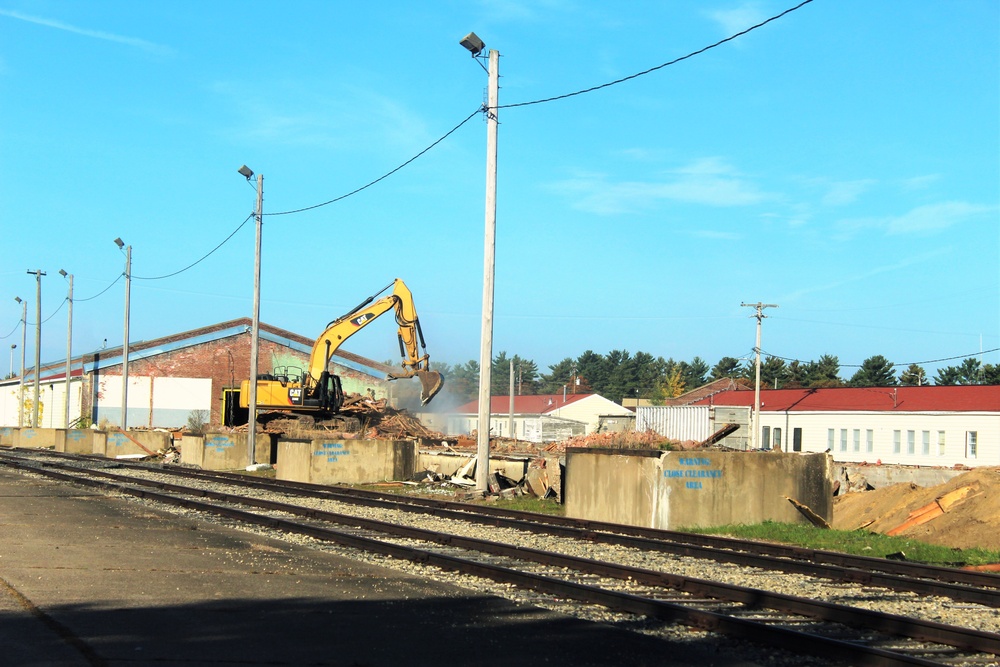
xmin=552 ymin=430 xmax=678 ymax=452
xmin=833 ymin=467 xmax=1000 ymax=551
xmin=239 ymin=392 xmax=445 ymax=441
xmin=402 ymin=455 xmax=560 ymax=502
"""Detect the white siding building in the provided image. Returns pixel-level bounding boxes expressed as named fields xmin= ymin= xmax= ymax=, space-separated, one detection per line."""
xmin=450 ymin=393 xmax=634 ymax=443
xmin=694 ymin=386 xmax=999 ymax=467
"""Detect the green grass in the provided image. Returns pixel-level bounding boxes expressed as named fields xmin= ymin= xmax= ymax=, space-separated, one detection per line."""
xmin=684 ymin=520 xmax=1000 ymax=567
xmin=350 ymin=482 xmax=566 ymax=515
xmin=469 ymin=494 xmax=565 ymax=515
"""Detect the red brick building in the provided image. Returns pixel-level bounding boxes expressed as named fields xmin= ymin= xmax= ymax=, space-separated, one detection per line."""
xmin=0 ymin=319 xmax=393 ymax=429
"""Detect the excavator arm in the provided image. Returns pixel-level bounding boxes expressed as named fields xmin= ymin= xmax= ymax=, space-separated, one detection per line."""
xmin=305 ymin=279 xmax=443 ymax=405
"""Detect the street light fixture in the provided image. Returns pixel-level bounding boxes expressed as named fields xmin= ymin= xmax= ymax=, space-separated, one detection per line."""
xmin=238 ymin=164 xmax=263 ymax=468
xmin=460 ymin=31 xmax=499 ymax=493
xmin=459 ymin=32 xmax=485 ymax=56
xmin=115 ymin=239 xmax=131 ymax=430
xmin=14 ymin=297 xmax=25 ymax=427
xmin=60 ymin=269 xmax=74 ymax=428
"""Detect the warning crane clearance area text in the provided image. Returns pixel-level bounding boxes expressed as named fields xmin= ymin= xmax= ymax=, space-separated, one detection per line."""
xmin=663 ymin=457 xmax=722 ymax=489
xmin=315 ymin=442 xmax=351 ymax=463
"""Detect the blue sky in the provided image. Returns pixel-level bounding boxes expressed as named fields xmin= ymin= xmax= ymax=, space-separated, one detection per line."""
xmin=1 ymin=0 xmax=997 ymax=382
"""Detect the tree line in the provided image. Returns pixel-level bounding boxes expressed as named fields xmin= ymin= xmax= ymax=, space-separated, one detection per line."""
xmin=433 ymin=351 xmax=1000 ymax=405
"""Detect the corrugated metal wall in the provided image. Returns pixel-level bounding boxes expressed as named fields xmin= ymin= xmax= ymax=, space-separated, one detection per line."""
xmin=636 ymin=405 xmax=710 ymax=442
xmin=710 ymin=406 xmax=751 ymax=450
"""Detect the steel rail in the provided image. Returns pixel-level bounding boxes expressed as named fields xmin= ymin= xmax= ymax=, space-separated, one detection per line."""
xmin=4 ymin=448 xmax=998 ymax=599
xmin=5 ymin=448 xmax=997 ymax=602
xmin=2 ymin=454 xmax=997 ymax=663
xmin=69 ymin=453 xmax=998 ymax=606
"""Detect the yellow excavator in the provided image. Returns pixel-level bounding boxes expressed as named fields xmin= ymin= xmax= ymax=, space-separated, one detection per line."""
xmin=239 ymin=279 xmax=444 ymax=427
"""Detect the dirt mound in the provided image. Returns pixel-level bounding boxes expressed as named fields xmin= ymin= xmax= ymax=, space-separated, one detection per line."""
xmin=833 ymin=467 xmax=1000 ymax=551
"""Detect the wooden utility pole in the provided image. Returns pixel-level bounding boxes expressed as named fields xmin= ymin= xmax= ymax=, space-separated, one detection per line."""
xmin=741 ymin=302 xmax=777 ymax=450
xmin=248 ymin=172 xmax=263 ymax=467
xmin=27 ymin=270 xmax=45 ymax=427
xmin=475 ymin=47 xmax=499 ymax=492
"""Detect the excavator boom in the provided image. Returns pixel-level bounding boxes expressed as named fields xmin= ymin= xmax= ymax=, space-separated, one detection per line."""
xmin=240 ymin=278 xmax=443 ymax=418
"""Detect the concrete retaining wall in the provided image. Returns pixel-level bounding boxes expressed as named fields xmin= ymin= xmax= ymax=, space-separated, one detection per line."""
xmin=837 ymin=463 xmax=969 ymax=491
xmin=277 ymin=438 xmax=415 ymax=485
xmin=58 ymin=429 xmax=105 ymax=455
xmin=180 ymin=432 xmax=274 ymax=470
xmin=97 ymin=431 xmax=172 ymax=458
xmin=11 ymin=428 xmax=64 ymax=450
xmin=564 ymin=448 xmax=833 ymax=530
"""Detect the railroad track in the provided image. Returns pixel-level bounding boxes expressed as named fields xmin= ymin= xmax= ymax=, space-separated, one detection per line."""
xmin=1 ymin=447 xmax=998 ymax=667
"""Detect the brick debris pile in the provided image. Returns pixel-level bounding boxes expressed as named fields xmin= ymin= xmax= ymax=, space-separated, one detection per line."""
xmin=244 ymin=393 xmax=445 ymax=441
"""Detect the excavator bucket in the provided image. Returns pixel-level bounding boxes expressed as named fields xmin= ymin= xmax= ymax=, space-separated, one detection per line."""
xmin=415 ymin=370 xmax=444 ymax=405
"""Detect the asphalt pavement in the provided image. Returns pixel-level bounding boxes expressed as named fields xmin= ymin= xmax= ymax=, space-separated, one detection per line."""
xmin=0 ymin=467 xmax=762 ymax=667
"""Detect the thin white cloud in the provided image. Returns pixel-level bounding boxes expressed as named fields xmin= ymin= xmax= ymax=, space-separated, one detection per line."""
xmin=692 ymin=229 xmax=742 ymax=241
xmin=780 ymin=249 xmax=950 ymax=303
xmin=214 ymin=80 xmax=433 ymax=153
xmin=548 ymin=157 xmax=772 ymax=215
xmin=834 ymin=201 xmax=994 ymax=239
xmin=898 ymin=174 xmax=941 ymax=191
xmin=821 ymin=179 xmax=876 ymax=206
xmin=886 ymin=201 xmax=994 ymax=235
xmin=484 ymin=0 xmax=578 ymax=23
xmin=707 ymin=3 xmax=768 ymax=36
xmin=0 ymin=9 xmax=170 ymax=55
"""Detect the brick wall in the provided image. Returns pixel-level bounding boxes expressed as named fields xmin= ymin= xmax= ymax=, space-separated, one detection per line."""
xmin=84 ymin=331 xmax=386 ymax=427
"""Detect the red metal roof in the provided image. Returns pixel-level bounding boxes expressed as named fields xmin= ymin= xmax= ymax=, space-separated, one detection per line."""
xmin=453 ymin=393 xmax=592 ymax=415
xmin=693 ymin=385 xmax=1000 ymax=412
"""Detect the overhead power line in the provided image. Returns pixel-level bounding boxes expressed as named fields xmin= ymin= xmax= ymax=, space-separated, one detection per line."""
xmin=75 ymin=274 xmax=123 ymax=303
xmin=35 ymin=3 xmax=815 ymax=304
xmin=266 ymin=2 xmax=816 ymax=217
xmin=269 ymin=106 xmax=484 ymax=216
xmin=500 ymin=0 xmax=816 ymax=109
xmin=133 ymin=213 xmax=255 ymax=281
xmin=758 ymin=347 xmax=1000 ymax=369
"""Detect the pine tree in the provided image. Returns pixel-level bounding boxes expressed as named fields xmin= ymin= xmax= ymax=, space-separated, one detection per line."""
xmin=710 ymin=356 xmax=742 ymax=380
xmin=899 ymin=363 xmax=928 ymax=386
xmin=849 ymin=355 xmax=897 ymax=387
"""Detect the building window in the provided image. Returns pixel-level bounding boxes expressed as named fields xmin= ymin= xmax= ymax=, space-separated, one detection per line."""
xmin=852 ymin=429 xmax=860 ymax=452
xmin=937 ymin=431 xmax=946 ymax=456
xmin=773 ymin=427 xmax=782 ymax=449
xmin=866 ymin=429 xmax=874 ymax=453
xmin=893 ymin=430 xmax=901 ymax=454
xmin=761 ymin=426 xmax=771 ymax=450
xmin=921 ymin=431 xmax=930 ymax=456
xmin=907 ymin=430 xmax=915 ymax=455
xmin=967 ymin=431 xmax=978 ymax=459
xmin=840 ymin=429 xmax=848 ymax=452
xmin=793 ymin=427 xmax=803 ymax=452
xmin=827 ymin=428 xmax=835 ymax=451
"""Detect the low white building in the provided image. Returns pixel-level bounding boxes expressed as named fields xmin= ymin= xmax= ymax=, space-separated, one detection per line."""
xmin=449 ymin=393 xmax=634 ymax=443
xmin=694 ymin=386 xmax=998 ymax=467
